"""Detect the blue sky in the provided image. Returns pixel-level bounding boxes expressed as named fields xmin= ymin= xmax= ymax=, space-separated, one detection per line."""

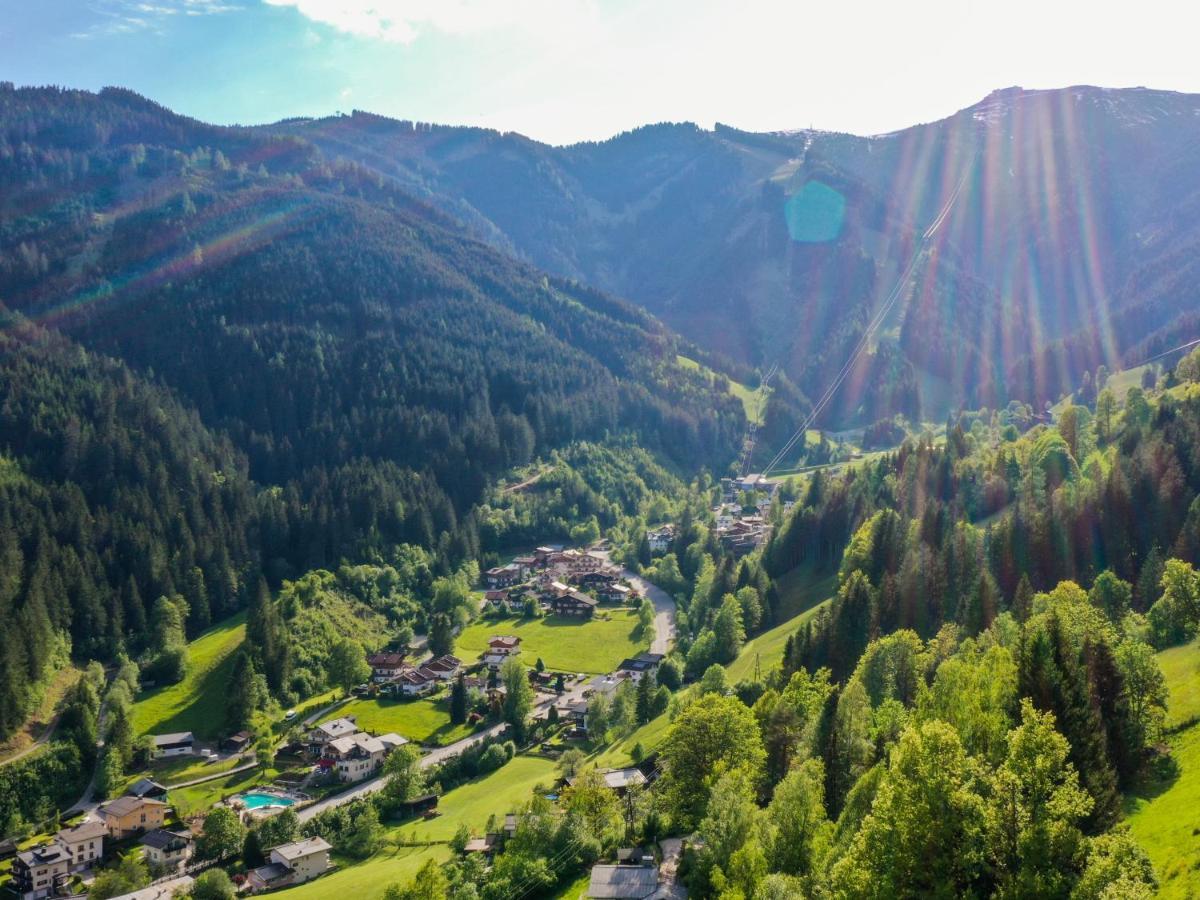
xmin=3 ymin=0 xmax=1198 ymax=145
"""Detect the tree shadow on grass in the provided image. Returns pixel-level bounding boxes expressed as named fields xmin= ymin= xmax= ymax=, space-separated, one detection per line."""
xmin=1123 ymin=749 xmax=1182 ymax=812
xmin=138 ymin=644 xmax=243 ymax=739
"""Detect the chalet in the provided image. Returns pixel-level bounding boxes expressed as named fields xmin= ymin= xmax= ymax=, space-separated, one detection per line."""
xmin=462 ymin=834 xmax=498 ymax=856
xmin=99 ymin=796 xmax=168 ymax=839
xmin=306 ymin=717 xmax=359 ymax=753
xmin=550 ymin=591 xmax=597 ymax=618
xmin=325 ymin=732 xmax=387 ymax=782
xmin=532 ymin=545 xmax=564 ymax=566
xmin=513 ymin=555 xmax=537 ymax=570
xmin=394 ymin=667 xmax=436 ymax=697
xmin=617 ymin=653 xmax=664 ymax=681
xmin=220 ymin=731 xmax=253 ymax=755
xmin=549 ymin=549 xmax=604 ymax=576
xmin=587 ymin=864 xmax=659 ymax=899
xmin=556 ymin=698 xmax=589 ymax=729
xmin=646 ymin=526 xmax=675 ymax=554
xmin=483 ymin=635 xmax=521 ymax=669
xmin=565 ymin=768 xmax=646 ymax=797
xmin=140 ymin=829 xmax=192 ymax=874
xmin=586 ymin=673 xmax=631 ymax=700
xmin=11 ymin=843 xmax=71 ymax=900
xmin=247 ymin=837 xmax=332 ymax=892
xmin=377 ymin=732 xmax=408 ymax=753
xmin=483 ymin=590 xmax=509 ymax=613
xmin=126 ymin=777 xmax=169 ymax=801
xmin=574 ymin=570 xmax=619 ymax=589
xmin=421 ymin=655 xmax=461 ymax=680
xmin=598 ymin=583 xmax=633 ymax=604
xmin=367 ymin=652 xmax=408 ymax=683
xmin=150 ymin=731 xmax=194 ymax=759
xmin=54 ymin=820 xmax=106 ymax=871
xmin=484 ymin=563 xmax=524 ymax=589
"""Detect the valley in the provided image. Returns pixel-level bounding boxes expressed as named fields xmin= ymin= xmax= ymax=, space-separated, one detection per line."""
xmin=2 ymin=78 xmax=1200 ymax=900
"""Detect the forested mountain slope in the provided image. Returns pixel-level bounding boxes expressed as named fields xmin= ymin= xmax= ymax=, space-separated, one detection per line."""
xmin=0 ymin=84 xmax=744 ymax=738
xmin=277 ymin=86 xmax=1200 ymax=426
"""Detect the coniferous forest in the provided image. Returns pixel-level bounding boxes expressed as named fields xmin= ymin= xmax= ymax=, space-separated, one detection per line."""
xmin=5 ymin=77 xmax=1200 ymax=899
xmin=0 ymin=84 xmax=745 ymax=737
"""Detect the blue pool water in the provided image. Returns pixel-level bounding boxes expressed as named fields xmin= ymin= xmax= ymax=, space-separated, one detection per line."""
xmin=240 ymin=792 xmax=295 ymax=810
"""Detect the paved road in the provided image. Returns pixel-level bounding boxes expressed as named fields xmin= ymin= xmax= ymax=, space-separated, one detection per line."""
xmin=594 ymin=550 xmax=676 ymax=656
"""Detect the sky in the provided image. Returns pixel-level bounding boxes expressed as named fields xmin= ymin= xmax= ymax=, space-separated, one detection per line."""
xmin=2 ymin=0 xmax=1198 ymax=145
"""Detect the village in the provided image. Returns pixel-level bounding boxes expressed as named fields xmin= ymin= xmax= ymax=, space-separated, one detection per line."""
xmin=1 ymin=539 xmax=684 ymax=900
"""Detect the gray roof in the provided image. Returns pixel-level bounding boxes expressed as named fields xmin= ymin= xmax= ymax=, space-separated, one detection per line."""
xmin=57 ymin=820 xmax=107 ymax=843
xmin=101 ymin=795 xmax=168 ymax=818
xmin=108 ymin=875 xmax=194 ymax=900
xmin=250 ymin=863 xmax=292 ymax=883
xmin=311 ymin=717 xmax=358 ymax=740
xmin=140 ymin=829 xmax=190 ymax=851
xmin=127 ymin=777 xmax=168 ymax=798
xmin=587 ymin=864 xmax=659 ymax=898
xmin=270 ymin=836 xmax=332 ymax=861
xmin=151 ymin=732 xmax=194 ymax=746
xmin=17 ymin=844 xmax=70 ymax=867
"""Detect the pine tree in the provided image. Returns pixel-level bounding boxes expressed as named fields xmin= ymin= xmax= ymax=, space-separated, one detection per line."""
xmin=449 ymin=673 xmax=468 ymax=725
xmin=636 ymin=672 xmax=654 ymax=725
xmin=1013 ymin=574 xmax=1034 ymax=623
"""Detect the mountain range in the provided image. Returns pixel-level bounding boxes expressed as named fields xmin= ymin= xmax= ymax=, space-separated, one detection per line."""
xmin=276 ymin=84 xmax=1200 ymax=422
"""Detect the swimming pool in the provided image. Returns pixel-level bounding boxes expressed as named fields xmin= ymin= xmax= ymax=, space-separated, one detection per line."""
xmin=239 ymin=792 xmax=295 ymax=810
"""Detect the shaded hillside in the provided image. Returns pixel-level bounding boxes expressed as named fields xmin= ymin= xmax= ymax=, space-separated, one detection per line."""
xmin=0 ymin=84 xmax=745 ymax=739
xmin=276 ymin=86 xmax=1200 ymax=428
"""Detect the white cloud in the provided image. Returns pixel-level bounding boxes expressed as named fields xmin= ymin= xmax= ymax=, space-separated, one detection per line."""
xmin=260 ymin=0 xmax=595 ymax=44
xmin=75 ymin=0 xmax=241 ymax=37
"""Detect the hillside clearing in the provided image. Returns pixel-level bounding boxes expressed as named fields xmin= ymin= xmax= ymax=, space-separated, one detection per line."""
xmin=319 ymin=694 xmax=476 ymax=747
xmin=280 ymin=756 xmax=557 ymax=898
xmin=283 ymin=845 xmax=451 ymax=900
xmin=1125 ymin=639 xmax=1200 ymax=898
xmin=676 ymin=355 xmax=766 ymax=425
xmin=132 ymin=613 xmax=247 ymax=740
xmin=455 ymin=610 xmax=648 ymax=675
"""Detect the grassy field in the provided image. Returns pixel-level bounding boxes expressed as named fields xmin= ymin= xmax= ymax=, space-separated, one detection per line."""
xmin=677 ymin=355 xmax=766 ymax=425
xmin=1125 ymin=639 xmax=1200 ymax=897
xmin=727 ymin=596 xmax=833 ymax=683
xmin=319 ymin=694 xmax=476 ymax=747
xmin=283 ymin=844 xmax=451 ymax=900
xmin=594 ymin=709 xmax=673 ymax=769
xmin=280 ymin=755 xmax=557 ymax=899
xmin=400 ymin=754 xmax=559 ymax=843
xmin=773 ymin=564 xmax=839 ymax=622
xmin=122 ymin=753 xmax=248 ymax=791
xmin=169 ymin=764 xmax=277 ymax=817
xmin=1155 ymin=639 xmax=1200 ymax=729
xmin=456 ymin=610 xmax=649 ymax=675
xmin=132 ymin=613 xmax=247 ymax=740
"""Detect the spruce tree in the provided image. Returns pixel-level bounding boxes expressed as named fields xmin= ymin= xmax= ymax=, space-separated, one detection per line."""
xmin=449 ymin=673 xmax=468 ymax=725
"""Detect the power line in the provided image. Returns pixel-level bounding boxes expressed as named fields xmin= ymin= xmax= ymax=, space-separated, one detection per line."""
xmin=760 ymin=161 xmax=974 ymax=477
